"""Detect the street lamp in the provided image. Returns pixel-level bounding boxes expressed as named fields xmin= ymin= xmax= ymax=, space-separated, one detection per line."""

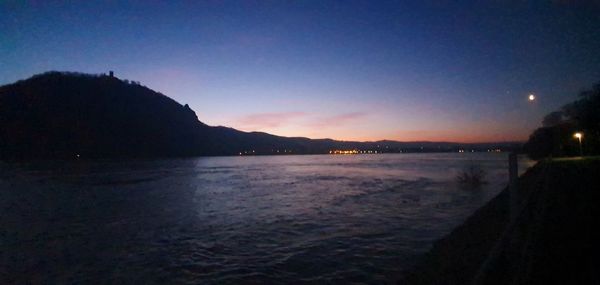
xmin=528 ymin=94 xmax=535 ymax=101
xmin=574 ymin=132 xmax=583 ymax=156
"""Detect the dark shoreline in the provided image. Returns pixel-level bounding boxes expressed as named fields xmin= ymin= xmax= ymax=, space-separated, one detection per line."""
xmin=400 ymin=158 xmax=599 ymax=284
xmin=399 ymin=175 xmax=514 ymax=284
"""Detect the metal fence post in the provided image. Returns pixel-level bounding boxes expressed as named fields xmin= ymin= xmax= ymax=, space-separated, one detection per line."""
xmin=508 ymin=152 xmax=518 ymax=222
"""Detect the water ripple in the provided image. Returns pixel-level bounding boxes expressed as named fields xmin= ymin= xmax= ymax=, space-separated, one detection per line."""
xmin=0 ymin=153 xmax=535 ymax=284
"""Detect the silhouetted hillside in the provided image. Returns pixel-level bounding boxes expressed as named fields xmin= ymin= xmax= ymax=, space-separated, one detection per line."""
xmin=0 ymin=72 xmax=209 ymax=159
xmin=0 ymin=72 xmax=521 ymax=160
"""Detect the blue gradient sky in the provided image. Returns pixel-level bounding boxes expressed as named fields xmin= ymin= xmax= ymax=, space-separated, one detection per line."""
xmin=2 ymin=1 xmax=599 ymax=142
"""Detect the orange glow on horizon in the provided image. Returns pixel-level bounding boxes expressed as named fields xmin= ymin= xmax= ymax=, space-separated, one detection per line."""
xmin=230 ymin=110 xmax=532 ymax=144
xmin=253 ymin=129 xmax=529 ymax=144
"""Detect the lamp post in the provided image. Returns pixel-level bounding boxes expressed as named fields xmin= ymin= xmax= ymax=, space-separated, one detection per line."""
xmin=574 ymin=132 xmax=583 ymax=156
xmin=475 ymin=93 xmax=539 ymax=282
xmin=508 ymin=93 xmax=536 ymax=222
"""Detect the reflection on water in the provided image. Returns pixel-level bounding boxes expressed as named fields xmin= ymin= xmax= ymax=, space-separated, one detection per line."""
xmin=0 ymin=153 xmax=534 ymax=284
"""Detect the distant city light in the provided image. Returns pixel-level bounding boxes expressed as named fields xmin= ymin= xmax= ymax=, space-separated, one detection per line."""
xmin=329 ymin=149 xmax=380 ymax=155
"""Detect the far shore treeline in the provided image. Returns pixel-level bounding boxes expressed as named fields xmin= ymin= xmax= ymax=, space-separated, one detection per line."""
xmin=2 ymin=71 xmax=597 ymax=161
xmin=524 ymin=82 xmax=600 ymax=160
xmin=0 ymin=72 xmax=521 ymax=160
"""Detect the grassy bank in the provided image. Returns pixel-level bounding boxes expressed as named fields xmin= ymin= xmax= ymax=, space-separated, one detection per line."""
xmin=401 ymin=157 xmax=600 ymax=284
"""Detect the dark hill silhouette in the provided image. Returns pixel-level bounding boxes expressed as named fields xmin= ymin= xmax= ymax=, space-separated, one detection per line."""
xmin=0 ymin=72 xmax=520 ymax=160
xmin=0 ymin=72 xmax=210 ymax=159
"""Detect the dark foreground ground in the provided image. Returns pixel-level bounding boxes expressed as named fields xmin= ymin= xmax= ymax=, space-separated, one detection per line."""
xmin=402 ymin=157 xmax=600 ymax=284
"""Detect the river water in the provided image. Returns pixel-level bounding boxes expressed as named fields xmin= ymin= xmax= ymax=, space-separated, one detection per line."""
xmin=0 ymin=153 xmax=533 ymax=284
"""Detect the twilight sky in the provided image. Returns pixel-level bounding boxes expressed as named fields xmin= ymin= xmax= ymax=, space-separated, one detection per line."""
xmin=1 ymin=1 xmax=599 ymax=142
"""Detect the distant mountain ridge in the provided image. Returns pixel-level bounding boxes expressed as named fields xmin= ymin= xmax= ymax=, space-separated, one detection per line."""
xmin=0 ymin=72 xmax=521 ymax=160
